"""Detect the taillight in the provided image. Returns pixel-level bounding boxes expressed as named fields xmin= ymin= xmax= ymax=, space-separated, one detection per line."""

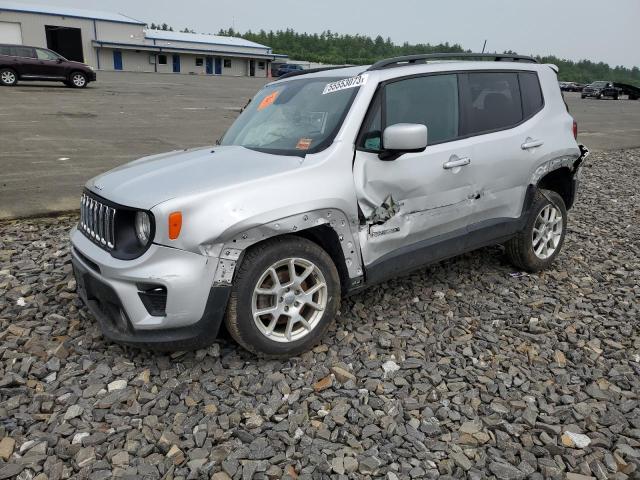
xmin=573 ymin=120 xmax=578 ymax=140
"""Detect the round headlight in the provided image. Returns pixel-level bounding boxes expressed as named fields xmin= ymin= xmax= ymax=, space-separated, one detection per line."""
xmin=135 ymin=211 xmax=151 ymax=246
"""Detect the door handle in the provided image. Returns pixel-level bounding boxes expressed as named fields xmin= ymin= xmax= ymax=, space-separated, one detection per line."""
xmin=521 ymin=139 xmax=544 ymax=150
xmin=443 ymin=157 xmax=471 ymax=169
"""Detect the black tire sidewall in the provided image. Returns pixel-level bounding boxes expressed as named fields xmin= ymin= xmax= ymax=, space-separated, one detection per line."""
xmin=0 ymin=68 xmax=17 ymax=86
xmin=227 ymin=238 xmax=341 ymax=357
xmin=522 ymin=190 xmax=568 ymax=270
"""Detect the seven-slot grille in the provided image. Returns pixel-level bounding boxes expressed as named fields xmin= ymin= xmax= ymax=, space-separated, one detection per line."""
xmin=80 ymin=193 xmax=116 ymax=250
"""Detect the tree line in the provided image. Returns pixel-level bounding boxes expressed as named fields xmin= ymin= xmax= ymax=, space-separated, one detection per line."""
xmin=219 ymin=28 xmax=639 ymax=86
xmin=145 ymin=24 xmax=639 ymax=85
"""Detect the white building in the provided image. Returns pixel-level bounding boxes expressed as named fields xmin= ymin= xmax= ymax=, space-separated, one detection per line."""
xmin=0 ymin=1 xmax=285 ymax=77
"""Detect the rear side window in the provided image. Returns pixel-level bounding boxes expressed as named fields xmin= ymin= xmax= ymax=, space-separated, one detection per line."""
xmin=13 ymin=46 xmax=35 ymax=58
xmin=519 ymin=72 xmax=544 ymax=118
xmin=461 ymin=72 xmax=522 ymax=135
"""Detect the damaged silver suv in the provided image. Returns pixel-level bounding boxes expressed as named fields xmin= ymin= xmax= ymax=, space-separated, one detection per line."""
xmin=71 ymin=53 xmax=588 ymax=357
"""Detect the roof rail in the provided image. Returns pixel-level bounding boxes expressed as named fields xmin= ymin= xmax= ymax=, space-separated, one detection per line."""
xmin=276 ymin=65 xmax=353 ymax=81
xmin=367 ymin=53 xmax=538 ymax=71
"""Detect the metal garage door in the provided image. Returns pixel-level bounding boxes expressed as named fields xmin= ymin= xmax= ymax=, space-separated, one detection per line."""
xmin=0 ymin=22 xmax=22 ymax=44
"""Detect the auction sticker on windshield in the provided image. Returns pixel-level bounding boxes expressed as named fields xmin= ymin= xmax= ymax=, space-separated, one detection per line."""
xmin=323 ymin=74 xmax=368 ymax=95
xmin=258 ymin=91 xmax=280 ymax=111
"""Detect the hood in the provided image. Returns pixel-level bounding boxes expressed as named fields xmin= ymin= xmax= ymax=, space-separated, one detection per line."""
xmin=87 ymin=146 xmax=302 ymax=209
xmin=66 ymin=60 xmax=90 ymax=68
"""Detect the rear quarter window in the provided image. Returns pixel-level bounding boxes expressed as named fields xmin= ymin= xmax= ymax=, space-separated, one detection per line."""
xmin=519 ymin=72 xmax=544 ymax=118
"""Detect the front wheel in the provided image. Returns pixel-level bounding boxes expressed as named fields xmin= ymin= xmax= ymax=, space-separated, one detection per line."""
xmin=225 ymin=236 xmax=341 ymax=358
xmin=69 ymin=72 xmax=87 ymax=88
xmin=0 ymin=68 xmax=18 ymax=86
xmin=505 ymin=189 xmax=567 ymax=272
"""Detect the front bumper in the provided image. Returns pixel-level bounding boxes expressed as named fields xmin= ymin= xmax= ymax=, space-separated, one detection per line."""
xmin=88 ymin=71 xmax=97 ymax=82
xmin=71 ymin=227 xmax=229 ymax=350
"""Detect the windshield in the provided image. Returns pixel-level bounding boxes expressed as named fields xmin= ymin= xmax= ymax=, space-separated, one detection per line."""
xmin=591 ymin=81 xmax=608 ymax=87
xmin=220 ymin=75 xmax=362 ymax=155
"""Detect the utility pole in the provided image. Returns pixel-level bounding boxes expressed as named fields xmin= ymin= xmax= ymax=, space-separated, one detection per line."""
xmin=482 ymin=40 xmax=487 ymax=53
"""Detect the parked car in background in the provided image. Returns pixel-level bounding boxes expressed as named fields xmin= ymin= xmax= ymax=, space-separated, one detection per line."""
xmin=276 ymin=63 xmax=304 ymax=77
xmin=561 ymin=82 xmax=585 ymax=92
xmin=0 ymin=44 xmax=96 ymax=88
xmin=71 ymin=52 xmax=587 ymax=357
xmin=581 ymin=81 xmax=621 ymax=99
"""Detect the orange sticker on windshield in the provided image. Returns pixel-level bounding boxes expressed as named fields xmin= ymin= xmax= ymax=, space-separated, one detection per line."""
xmin=258 ymin=91 xmax=279 ymax=111
xmin=296 ymin=138 xmax=313 ymax=150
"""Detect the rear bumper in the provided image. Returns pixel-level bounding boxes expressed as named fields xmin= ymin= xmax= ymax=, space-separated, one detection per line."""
xmin=71 ymin=226 xmax=229 ymax=350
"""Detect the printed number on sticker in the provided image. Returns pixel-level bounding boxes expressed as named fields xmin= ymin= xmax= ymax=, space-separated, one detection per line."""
xmin=323 ymin=74 xmax=368 ymax=95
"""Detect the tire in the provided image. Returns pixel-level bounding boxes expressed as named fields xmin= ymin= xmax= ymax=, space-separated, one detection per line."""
xmin=69 ymin=71 xmax=87 ymax=88
xmin=613 ymin=94 xmax=619 ymax=100
xmin=0 ymin=68 xmax=18 ymax=86
xmin=505 ymin=189 xmax=567 ymax=272
xmin=225 ymin=236 xmax=341 ymax=358
xmin=581 ymin=95 xmax=586 ymax=99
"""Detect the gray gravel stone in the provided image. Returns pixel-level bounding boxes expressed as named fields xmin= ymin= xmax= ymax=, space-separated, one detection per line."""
xmin=0 ymin=149 xmax=639 ymax=478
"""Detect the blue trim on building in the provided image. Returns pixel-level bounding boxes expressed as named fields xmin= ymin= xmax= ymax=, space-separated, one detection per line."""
xmin=92 ymin=40 xmax=282 ymax=61
xmin=92 ymin=19 xmax=100 ymax=69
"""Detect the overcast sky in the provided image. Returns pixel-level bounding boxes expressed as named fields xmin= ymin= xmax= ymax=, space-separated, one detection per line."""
xmin=17 ymin=0 xmax=640 ymax=68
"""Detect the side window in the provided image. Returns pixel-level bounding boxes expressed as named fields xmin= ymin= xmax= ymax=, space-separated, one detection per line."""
xmin=519 ymin=72 xmax=544 ymax=119
xmin=0 ymin=46 xmax=11 ymax=56
xmin=157 ymin=55 xmax=167 ymax=65
xmin=36 ymin=48 xmax=58 ymax=61
xmin=14 ymin=47 xmax=35 ymax=58
xmin=195 ymin=57 xmax=204 ymax=66
xmin=461 ymin=72 xmax=522 ymax=135
xmin=224 ymin=59 xmax=232 ymax=68
xmin=358 ymin=74 xmax=459 ymax=151
xmin=386 ymin=74 xmax=459 ymax=145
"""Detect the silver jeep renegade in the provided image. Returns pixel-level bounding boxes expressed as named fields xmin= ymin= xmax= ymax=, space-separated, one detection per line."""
xmin=71 ymin=53 xmax=588 ymax=357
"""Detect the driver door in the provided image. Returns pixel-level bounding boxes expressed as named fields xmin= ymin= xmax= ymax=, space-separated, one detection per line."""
xmin=354 ymin=73 xmax=479 ymax=269
xmin=34 ymin=48 xmax=66 ymax=78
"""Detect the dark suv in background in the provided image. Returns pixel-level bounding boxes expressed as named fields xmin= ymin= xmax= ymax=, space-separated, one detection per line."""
xmin=0 ymin=44 xmax=96 ymax=88
xmin=275 ymin=63 xmax=304 ymax=77
xmin=581 ymin=81 xmax=621 ymax=99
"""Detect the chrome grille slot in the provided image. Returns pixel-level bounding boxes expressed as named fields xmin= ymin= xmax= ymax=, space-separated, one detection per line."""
xmin=79 ymin=193 xmax=116 ymax=250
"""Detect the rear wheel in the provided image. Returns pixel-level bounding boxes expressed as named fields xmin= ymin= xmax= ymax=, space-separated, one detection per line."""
xmin=0 ymin=68 xmax=18 ymax=86
xmin=505 ymin=189 xmax=567 ymax=272
xmin=69 ymin=71 xmax=87 ymax=88
xmin=225 ymin=236 xmax=340 ymax=358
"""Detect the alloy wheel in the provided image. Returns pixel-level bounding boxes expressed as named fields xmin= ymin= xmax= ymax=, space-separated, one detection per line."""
xmin=1 ymin=71 xmax=16 ymax=85
xmin=251 ymin=257 xmax=328 ymax=343
xmin=72 ymin=74 xmax=86 ymax=87
xmin=532 ymin=204 xmax=563 ymax=260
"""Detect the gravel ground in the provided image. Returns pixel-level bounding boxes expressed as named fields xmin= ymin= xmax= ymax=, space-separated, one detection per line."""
xmin=0 ymin=149 xmax=639 ymax=480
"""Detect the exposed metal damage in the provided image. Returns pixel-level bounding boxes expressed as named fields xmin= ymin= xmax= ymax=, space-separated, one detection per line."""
xmin=207 ymin=210 xmax=365 ymax=286
xmin=530 ymin=145 xmax=589 ymax=185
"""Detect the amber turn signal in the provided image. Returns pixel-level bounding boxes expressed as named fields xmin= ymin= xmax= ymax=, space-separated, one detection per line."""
xmin=168 ymin=212 xmax=182 ymax=240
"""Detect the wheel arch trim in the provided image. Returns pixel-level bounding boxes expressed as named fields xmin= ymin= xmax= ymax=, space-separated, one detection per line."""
xmin=209 ymin=209 xmax=364 ymax=288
